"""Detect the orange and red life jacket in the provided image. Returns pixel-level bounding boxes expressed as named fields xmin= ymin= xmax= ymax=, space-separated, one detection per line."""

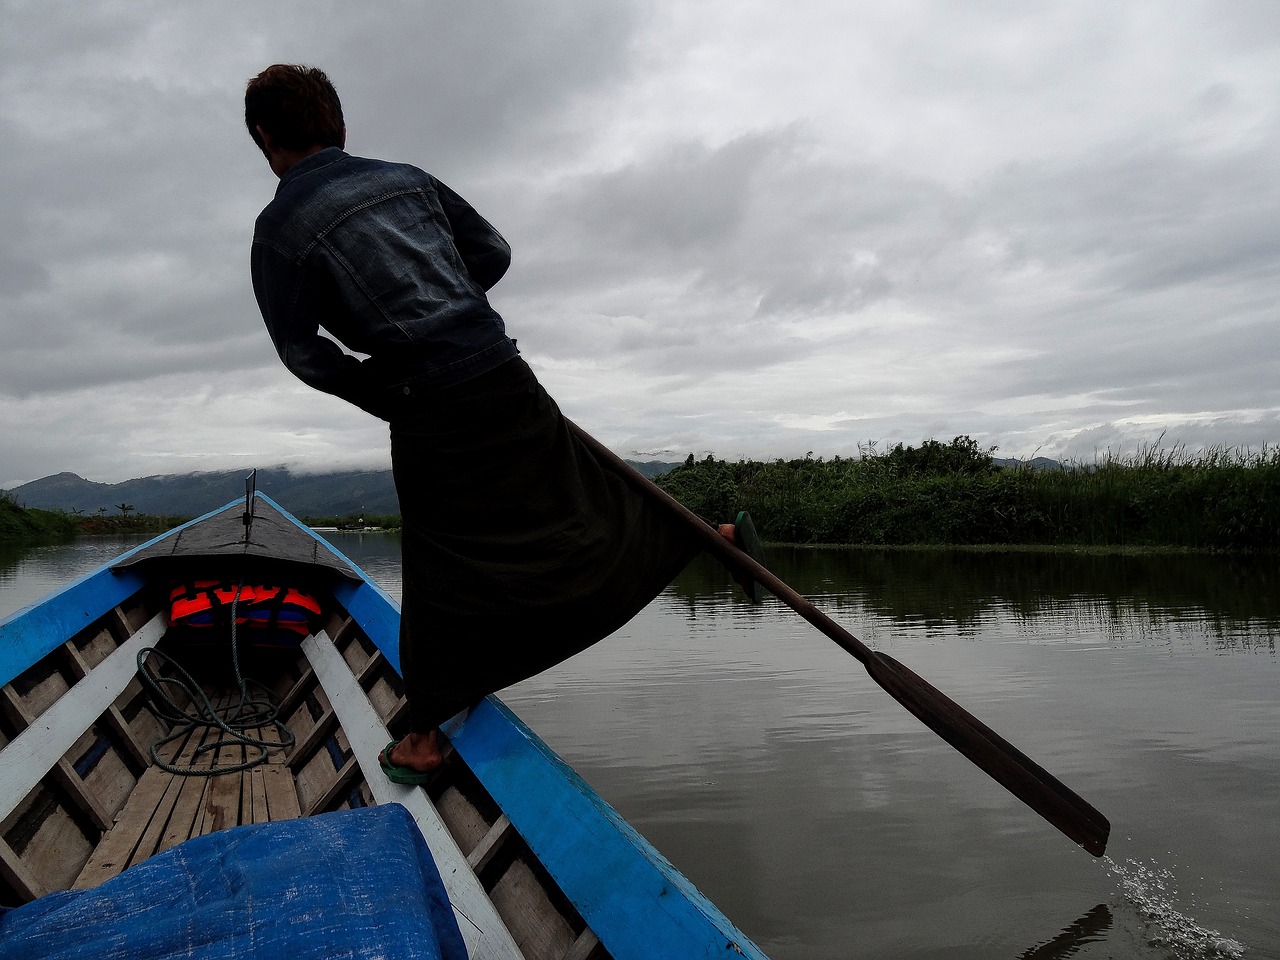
xmin=167 ymin=579 xmax=322 ymax=642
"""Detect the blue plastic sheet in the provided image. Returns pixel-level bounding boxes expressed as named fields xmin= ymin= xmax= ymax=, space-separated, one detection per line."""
xmin=0 ymin=804 xmax=467 ymax=960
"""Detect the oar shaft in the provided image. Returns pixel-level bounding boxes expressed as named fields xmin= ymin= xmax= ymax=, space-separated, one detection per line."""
xmin=569 ymin=422 xmax=1110 ymax=856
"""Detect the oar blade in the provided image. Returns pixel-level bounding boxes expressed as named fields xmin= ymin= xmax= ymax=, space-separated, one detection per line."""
xmin=866 ymin=651 xmax=1110 ymax=856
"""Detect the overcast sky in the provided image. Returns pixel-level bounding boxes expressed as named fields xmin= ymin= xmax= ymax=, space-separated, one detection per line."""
xmin=2 ymin=1 xmax=1277 ymax=487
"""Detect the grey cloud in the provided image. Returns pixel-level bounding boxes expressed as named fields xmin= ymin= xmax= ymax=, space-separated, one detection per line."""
xmin=560 ymin=134 xmax=778 ymax=256
xmin=977 ymin=127 xmax=1280 ymax=294
xmin=0 ymin=335 xmax=272 ymax=399
xmin=309 ymin=0 xmax=643 ymax=174
xmin=506 ymin=131 xmax=944 ymax=352
xmin=0 ymin=252 xmax=49 ymax=298
xmin=4 ymin=0 xmax=1280 ymax=485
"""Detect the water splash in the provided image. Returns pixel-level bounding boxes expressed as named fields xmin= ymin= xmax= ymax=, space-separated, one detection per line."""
xmin=1105 ymin=856 xmax=1246 ymax=958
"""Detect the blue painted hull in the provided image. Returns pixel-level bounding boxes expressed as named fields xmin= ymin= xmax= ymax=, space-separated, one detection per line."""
xmin=0 ymin=494 xmax=771 ymax=960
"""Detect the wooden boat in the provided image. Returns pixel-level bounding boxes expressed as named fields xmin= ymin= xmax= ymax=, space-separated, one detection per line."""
xmin=0 ymin=489 xmax=769 ymax=960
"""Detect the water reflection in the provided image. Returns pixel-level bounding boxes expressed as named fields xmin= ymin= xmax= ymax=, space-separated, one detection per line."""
xmin=1018 ymin=905 xmax=1112 ymax=959
xmin=10 ymin=533 xmax=1276 ymax=654
xmin=668 ymin=548 xmax=1280 ymax=654
xmin=0 ymin=535 xmax=151 ymax=620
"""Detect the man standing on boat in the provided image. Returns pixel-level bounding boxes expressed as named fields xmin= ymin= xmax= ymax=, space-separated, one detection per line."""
xmin=244 ymin=65 xmax=761 ymax=782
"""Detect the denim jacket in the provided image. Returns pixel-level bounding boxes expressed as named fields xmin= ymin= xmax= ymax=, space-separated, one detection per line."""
xmin=251 ymin=148 xmax=519 ymax=419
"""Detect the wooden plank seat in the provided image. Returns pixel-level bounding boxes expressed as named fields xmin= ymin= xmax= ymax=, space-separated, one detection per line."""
xmin=0 ymin=614 xmax=166 ymax=825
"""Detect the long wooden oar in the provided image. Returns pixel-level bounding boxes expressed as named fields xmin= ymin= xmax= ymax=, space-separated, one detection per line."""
xmin=570 ymin=422 xmax=1111 ymax=856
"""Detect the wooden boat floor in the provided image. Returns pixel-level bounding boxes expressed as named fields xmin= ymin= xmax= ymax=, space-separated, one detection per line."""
xmin=1 ymin=588 xmax=611 ymax=960
xmin=73 ymin=692 xmax=299 ymax=890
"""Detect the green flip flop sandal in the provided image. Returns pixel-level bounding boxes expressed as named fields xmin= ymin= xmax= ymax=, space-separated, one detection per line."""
xmin=379 ymin=739 xmax=435 ymax=786
xmin=733 ymin=510 xmax=767 ymax=604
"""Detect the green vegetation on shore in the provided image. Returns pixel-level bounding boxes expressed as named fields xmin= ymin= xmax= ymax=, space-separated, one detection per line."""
xmin=7 ymin=437 xmax=1279 ymax=552
xmin=0 ymin=492 xmax=189 ymax=543
xmin=0 ymin=492 xmax=78 ymax=542
xmin=655 ymin=438 xmax=1280 ymax=551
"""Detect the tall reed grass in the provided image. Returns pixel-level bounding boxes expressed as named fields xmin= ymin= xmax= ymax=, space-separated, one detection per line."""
xmin=655 ymin=438 xmax=1280 ymax=550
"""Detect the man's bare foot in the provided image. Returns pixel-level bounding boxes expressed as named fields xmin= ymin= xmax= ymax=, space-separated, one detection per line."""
xmin=718 ymin=522 xmax=737 ymax=544
xmin=381 ymin=729 xmax=445 ymax=774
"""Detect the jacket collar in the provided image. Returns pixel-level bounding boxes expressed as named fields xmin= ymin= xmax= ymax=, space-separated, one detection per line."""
xmin=276 ymin=147 xmax=348 ymax=192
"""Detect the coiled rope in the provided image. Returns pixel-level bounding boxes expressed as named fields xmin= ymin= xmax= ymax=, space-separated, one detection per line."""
xmin=137 ymin=580 xmax=296 ymax=776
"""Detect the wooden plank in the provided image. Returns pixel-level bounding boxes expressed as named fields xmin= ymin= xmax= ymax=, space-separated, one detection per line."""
xmin=239 ymin=770 xmax=255 ymax=827
xmin=81 ymin=734 xmax=136 ymax=820
xmin=239 ymin=716 xmax=289 ymax=765
xmin=466 ymin=814 xmax=513 ymax=875
xmin=293 ymin=748 xmax=337 ymax=816
xmin=0 ymin=836 xmax=46 ymax=901
xmin=15 ymin=791 xmax=94 ymax=893
xmin=562 ymin=930 xmax=603 ymax=960
xmin=301 ymin=630 xmax=524 ymax=960
xmin=489 ymin=858 xmax=576 ymax=960
xmin=275 ymin=664 xmax=316 ymax=720
xmin=249 ymin=769 xmax=270 ymax=824
xmin=108 ymin=604 xmax=140 ymax=639
xmin=120 ymin=678 xmax=169 ymax=751
xmin=9 ymin=660 xmax=71 ymax=717
xmin=49 ymin=759 xmax=111 ymax=832
xmin=303 ymin=755 xmax=360 ymax=817
xmin=357 ymin=649 xmax=387 ymax=687
xmin=154 ymin=725 xmax=197 ymax=768
xmin=436 ymin=785 xmax=496 ymax=856
xmin=366 ymin=675 xmax=401 ymax=722
xmin=329 ymin=615 xmax=356 ymax=646
xmin=0 ymin=683 xmax=33 ymax=727
xmin=198 ymin=771 xmax=244 ymax=837
xmin=0 ymin=614 xmax=165 ymax=823
xmin=64 ymin=641 xmax=150 ymax=772
xmin=103 ymin=706 xmax=151 ymax=772
xmin=152 ymin=775 xmax=209 ymax=858
xmin=261 ymin=765 xmax=301 ymax=820
xmin=146 ymin=700 xmax=230 ymax=860
xmin=339 ymin=628 xmax=371 ymax=675
xmin=387 ymin=695 xmax=410 ymax=730
xmin=0 ymin=684 xmax=111 ymax=832
xmin=263 ymin=722 xmax=288 ymax=761
xmin=287 ymin=705 xmax=338 ymax=769
xmin=71 ymin=625 xmax=118 ymax=671
xmin=72 ymin=768 xmax=179 ymax=889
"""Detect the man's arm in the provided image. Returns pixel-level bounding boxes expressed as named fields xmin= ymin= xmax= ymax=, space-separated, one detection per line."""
xmin=434 ymin=178 xmax=511 ymax=291
xmin=251 ymin=241 xmax=386 ymax=417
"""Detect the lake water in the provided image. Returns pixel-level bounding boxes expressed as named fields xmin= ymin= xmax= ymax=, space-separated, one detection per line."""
xmin=3 ymin=535 xmax=1277 ymax=959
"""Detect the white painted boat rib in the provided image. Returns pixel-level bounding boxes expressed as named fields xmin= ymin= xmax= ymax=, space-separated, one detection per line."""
xmin=0 ymin=613 xmax=167 ymax=822
xmin=301 ymin=630 xmax=526 ymax=960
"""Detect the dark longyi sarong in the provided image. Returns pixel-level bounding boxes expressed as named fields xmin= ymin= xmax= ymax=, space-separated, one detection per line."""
xmin=390 ymin=356 xmax=698 ymax=731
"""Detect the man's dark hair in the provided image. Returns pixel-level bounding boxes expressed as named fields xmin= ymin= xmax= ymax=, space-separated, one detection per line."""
xmin=245 ymin=64 xmax=345 ymax=154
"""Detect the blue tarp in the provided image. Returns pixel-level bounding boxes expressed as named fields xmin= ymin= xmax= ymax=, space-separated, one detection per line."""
xmin=0 ymin=804 xmax=468 ymax=960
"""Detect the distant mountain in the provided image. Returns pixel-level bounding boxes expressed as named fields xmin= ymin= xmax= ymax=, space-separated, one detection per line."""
xmin=628 ymin=460 xmax=683 ymax=479
xmin=6 ymin=459 xmax=685 ymax=517
xmin=6 ymin=467 xmax=399 ymax=518
xmin=994 ymin=456 xmax=1066 ymax=471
